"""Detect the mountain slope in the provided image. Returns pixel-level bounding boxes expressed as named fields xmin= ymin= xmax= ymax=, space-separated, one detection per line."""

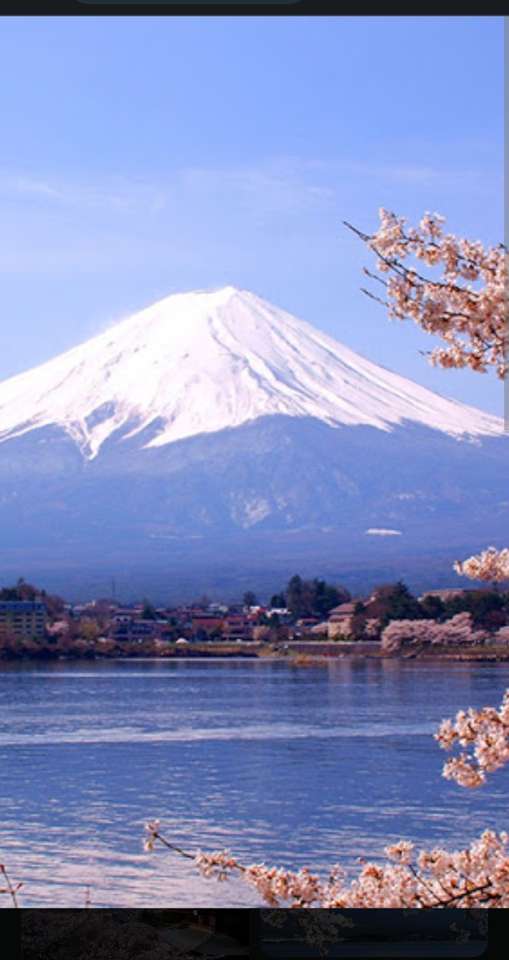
xmin=0 ymin=286 xmax=506 ymax=599
xmin=0 ymin=415 xmax=507 ymax=601
xmin=0 ymin=286 xmax=502 ymax=460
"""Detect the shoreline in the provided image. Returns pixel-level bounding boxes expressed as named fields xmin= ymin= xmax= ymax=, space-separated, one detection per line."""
xmin=1 ymin=640 xmax=509 ymax=664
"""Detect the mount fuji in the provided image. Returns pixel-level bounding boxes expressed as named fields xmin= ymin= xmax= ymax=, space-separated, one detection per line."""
xmin=0 ymin=286 xmax=507 ymax=600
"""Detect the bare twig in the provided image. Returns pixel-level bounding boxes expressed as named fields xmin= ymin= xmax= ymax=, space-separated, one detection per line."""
xmin=0 ymin=863 xmax=22 ymax=908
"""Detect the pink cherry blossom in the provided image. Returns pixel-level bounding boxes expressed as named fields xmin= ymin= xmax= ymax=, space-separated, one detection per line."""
xmin=345 ymin=211 xmax=507 ymax=379
xmin=454 ymin=547 xmax=509 ymax=586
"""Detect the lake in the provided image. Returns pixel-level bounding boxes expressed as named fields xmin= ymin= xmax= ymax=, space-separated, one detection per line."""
xmin=0 ymin=658 xmax=508 ymax=907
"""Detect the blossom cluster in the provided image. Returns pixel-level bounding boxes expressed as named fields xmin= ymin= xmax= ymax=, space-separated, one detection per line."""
xmin=143 ymin=819 xmax=161 ymax=852
xmin=194 ymin=850 xmax=325 ymax=906
xmin=454 ymin=547 xmax=509 ymax=586
xmin=349 ymin=210 xmax=507 ymax=378
xmin=147 ymin=827 xmax=509 ymax=908
xmin=435 ymin=688 xmax=509 ymax=788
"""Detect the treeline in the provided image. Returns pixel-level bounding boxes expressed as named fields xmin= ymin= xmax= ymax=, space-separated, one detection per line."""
xmin=2 ymin=576 xmax=508 ymax=632
xmin=368 ymin=581 xmax=508 ymax=630
xmin=348 ymin=581 xmax=509 ymax=638
xmin=264 ymin=575 xmax=351 ymax=617
xmin=248 ymin=577 xmax=509 ymax=630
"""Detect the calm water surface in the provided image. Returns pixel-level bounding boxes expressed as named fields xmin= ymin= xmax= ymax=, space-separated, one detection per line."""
xmin=0 ymin=658 xmax=508 ymax=906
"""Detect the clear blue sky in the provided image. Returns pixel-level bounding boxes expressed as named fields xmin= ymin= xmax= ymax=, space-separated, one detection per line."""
xmin=0 ymin=15 xmax=503 ymax=414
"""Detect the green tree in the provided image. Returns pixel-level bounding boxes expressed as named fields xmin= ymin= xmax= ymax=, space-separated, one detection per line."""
xmin=419 ymin=595 xmax=446 ymax=621
xmin=310 ymin=579 xmax=347 ymax=617
xmin=270 ymin=593 xmax=286 ymax=609
xmin=443 ymin=590 xmax=507 ymax=628
xmin=281 ymin=576 xmax=351 ymax=618
xmin=374 ymin=581 xmax=422 ymax=629
xmin=286 ymin=575 xmax=306 ymax=617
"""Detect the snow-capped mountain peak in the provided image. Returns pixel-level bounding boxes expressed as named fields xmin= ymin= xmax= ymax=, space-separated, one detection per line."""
xmin=0 ymin=286 xmax=503 ymax=459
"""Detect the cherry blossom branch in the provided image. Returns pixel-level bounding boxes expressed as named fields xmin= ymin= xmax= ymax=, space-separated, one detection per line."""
xmin=344 ymin=211 xmax=507 ymax=378
xmin=143 ymin=821 xmax=197 ymax=860
xmin=143 ymin=824 xmax=509 ymax=909
xmin=0 ymin=863 xmax=22 ymax=907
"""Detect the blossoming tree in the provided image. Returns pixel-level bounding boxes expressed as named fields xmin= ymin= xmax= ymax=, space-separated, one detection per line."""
xmin=380 ymin=611 xmax=488 ymax=654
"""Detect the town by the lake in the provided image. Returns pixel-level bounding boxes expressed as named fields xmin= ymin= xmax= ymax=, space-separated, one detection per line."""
xmin=1 ymin=574 xmax=508 ymax=662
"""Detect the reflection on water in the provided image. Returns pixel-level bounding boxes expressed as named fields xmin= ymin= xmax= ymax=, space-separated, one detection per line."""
xmin=0 ymin=659 xmax=508 ymax=906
